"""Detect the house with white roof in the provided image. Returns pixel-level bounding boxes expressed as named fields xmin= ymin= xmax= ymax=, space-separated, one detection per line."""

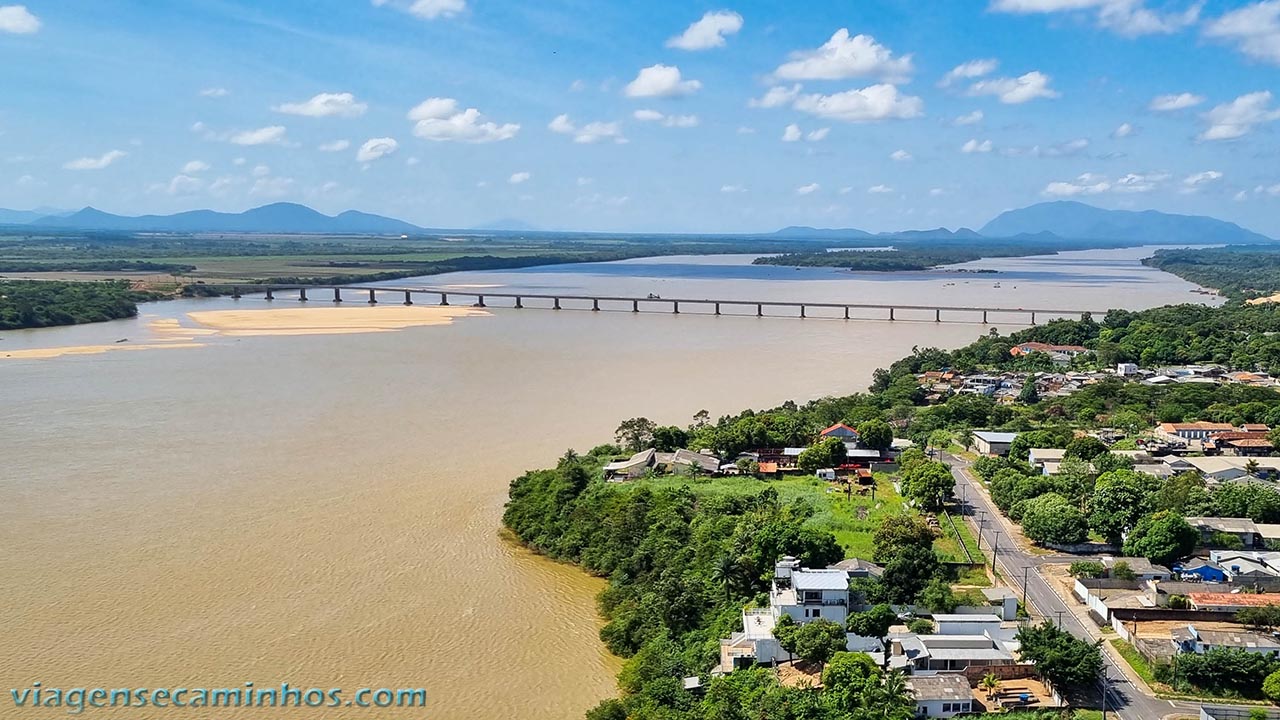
xmin=970 ymin=431 xmax=1019 ymax=456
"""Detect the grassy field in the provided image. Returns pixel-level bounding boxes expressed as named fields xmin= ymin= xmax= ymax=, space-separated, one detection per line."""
xmin=1110 ymin=639 xmax=1158 ymax=686
xmin=625 ymin=472 xmax=990 ymax=568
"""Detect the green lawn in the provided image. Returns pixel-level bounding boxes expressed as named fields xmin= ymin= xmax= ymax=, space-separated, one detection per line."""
xmin=625 ymin=472 xmax=984 ymax=564
xmin=1110 ymin=639 xmax=1157 ymax=685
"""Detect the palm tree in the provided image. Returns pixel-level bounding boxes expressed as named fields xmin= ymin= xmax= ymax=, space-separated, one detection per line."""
xmin=980 ymin=672 xmax=1001 ymax=700
xmin=710 ymin=554 xmax=737 ymax=599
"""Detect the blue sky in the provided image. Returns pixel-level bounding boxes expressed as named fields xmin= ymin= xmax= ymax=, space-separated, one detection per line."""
xmin=1 ymin=0 xmax=1279 ymax=234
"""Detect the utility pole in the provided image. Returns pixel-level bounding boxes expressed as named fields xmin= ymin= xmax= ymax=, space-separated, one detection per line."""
xmin=1100 ymin=662 xmax=1110 ymax=720
xmin=1022 ymin=566 xmax=1030 ymax=609
xmin=1055 ymin=610 xmax=1065 ymax=628
xmin=991 ymin=531 xmax=1001 ymax=568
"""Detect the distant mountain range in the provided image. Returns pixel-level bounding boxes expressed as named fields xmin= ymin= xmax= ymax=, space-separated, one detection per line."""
xmin=980 ymin=201 xmax=1273 ymax=244
xmin=773 ymin=202 xmax=1273 ymax=244
xmin=0 ymin=200 xmax=1272 ymax=243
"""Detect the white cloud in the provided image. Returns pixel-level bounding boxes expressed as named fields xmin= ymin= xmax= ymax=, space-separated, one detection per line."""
xmin=199 ymin=87 xmax=229 ymax=98
xmin=721 ymin=184 xmax=747 ymax=193
xmin=406 ymin=157 xmax=420 ymax=166
xmin=782 ymin=124 xmax=802 ymax=142
xmin=967 ymin=71 xmax=1059 ymax=104
xmin=1182 ymin=170 xmax=1224 ymax=189
xmin=0 ymin=5 xmax=40 ymax=34
xmin=773 ymin=29 xmax=913 ymax=82
xmin=736 ymin=126 xmax=756 ymax=134
xmin=274 ymin=92 xmax=367 ymax=118
xmin=408 ymin=98 xmax=520 ymax=143
xmin=666 ymin=10 xmax=743 ymax=51
xmin=1043 ymin=172 xmax=1113 ymax=196
xmin=548 ymin=114 xmax=626 ymax=144
xmin=807 ymin=127 xmax=830 ymax=141
xmin=1113 ymin=171 xmax=1170 ymax=192
xmin=569 ymin=79 xmax=586 ymax=92
xmin=1111 ymin=122 xmax=1137 ymax=138
xmin=232 ymin=157 xmax=247 ymax=166
xmin=1148 ymin=92 xmax=1204 ymax=111
xmin=1199 ymin=91 xmax=1280 ymax=141
xmin=961 ymin=139 xmax=993 ymax=153
xmin=953 ymin=110 xmax=985 ymax=125
xmin=868 ymin=184 xmax=894 ymax=193
xmin=633 ymin=109 xmax=699 ymax=127
xmin=939 ymin=58 xmax=998 ymax=87
xmin=577 ymin=177 xmax=594 ymax=186
xmin=159 ymin=174 xmax=203 ymax=195
xmin=63 ymin=150 xmax=127 ymax=170
xmin=319 ymin=139 xmax=351 ymax=152
xmin=357 ymin=137 xmax=399 ymax=163
xmin=795 ymin=182 xmax=820 ymax=195
xmin=930 ymin=188 xmax=946 ymax=196
xmin=989 ymin=0 xmax=1201 ymax=37
xmin=1204 ymin=1 xmax=1280 ymax=65
xmin=182 ymin=160 xmax=210 ymax=174
xmin=230 ymin=126 xmax=287 ymax=145
xmin=373 ymin=0 xmax=466 ymax=20
xmin=509 ymin=171 xmax=532 ymax=184
xmin=251 ymin=176 xmax=295 ymax=198
xmin=890 ymin=149 xmax=913 ymax=161
xmin=792 ymin=84 xmax=924 ymax=122
xmin=624 ymin=64 xmax=701 ymax=98
xmin=252 ymin=164 xmax=271 ymax=177
xmin=1236 ymin=190 xmax=1250 ymax=202
xmin=1043 ymin=170 xmax=1172 ymax=196
xmin=1041 ymin=138 xmax=1090 ymax=156
xmin=749 ymin=84 xmax=802 ymax=108
xmin=781 ymin=124 xmax=828 ymax=142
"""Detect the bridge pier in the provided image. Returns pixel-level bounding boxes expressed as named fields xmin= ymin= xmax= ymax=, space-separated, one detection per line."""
xmin=632 ymin=299 xmax=638 ymax=312
xmin=334 ymin=288 xmax=342 ymax=303
xmin=299 ymin=288 xmax=308 ymax=302
xmin=844 ymin=306 xmax=850 ymax=320
xmin=982 ymin=310 xmax=988 ymax=324
xmin=554 ymin=298 xmax=561 ymax=310
xmin=889 ymin=308 xmax=894 ymax=321
xmin=440 ymin=293 xmax=449 ymax=306
xmin=672 ymin=301 xmax=679 ymax=314
xmin=757 ymin=304 xmax=763 ymax=317
xmin=477 ymin=295 xmax=486 ymax=307
xmin=368 ymin=289 xmax=377 ymax=304
xmin=935 ymin=309 xmax=941 ymax=322
xmin=592 ymin=298 xmax=599 ymax=311
xmin=800 ymin=305 xmax=806 ymax=319
xmin=404 ymin=290 xmax=413 ymax=306
xmin=515 ymin=297 xmax=523 ymax=309
xmin=1030 ymin=311 xmax=1036 ymax=325
xmin=231 ymin=286 xmax=241 ymax=299
xmin=714 ymin=302 xmax=720 ymax=316
xmin=265 ymin=288 xmax=274 ymax=301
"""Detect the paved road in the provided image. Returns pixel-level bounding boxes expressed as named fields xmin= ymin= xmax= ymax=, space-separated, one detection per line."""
xmin=944 ymin=452 xmax=1200 ymax=720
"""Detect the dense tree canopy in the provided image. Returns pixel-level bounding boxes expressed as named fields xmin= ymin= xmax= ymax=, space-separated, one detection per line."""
xmin=0 ymin=280 xmax=158 ymax=330
xmin=1123 ymin=511 xmax=1198 ymax=567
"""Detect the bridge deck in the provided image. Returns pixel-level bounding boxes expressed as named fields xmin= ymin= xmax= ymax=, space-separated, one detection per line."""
xmin=239 ymin=284 xmax=1102 ymax=316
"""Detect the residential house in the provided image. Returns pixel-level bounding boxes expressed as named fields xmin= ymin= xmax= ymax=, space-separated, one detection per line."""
xmin=1102 ymin=556 xmax=1172 ymax=582
xmin=981 ymin=588 xmax=1020 ymax=621
xmin=1207 ymin=550 xmax=1280 ymax=581
xmin=830 ymin=557 xmax=883 ymax=579
xmin=1173 ymin=559 xmax=1228 ymax=584
xmin=820 ymin=423 xmax=859 ymax=442
xmin=1117 ymin=362 xmax=1140 ymax=376
xmin=1188 ymin=517 xmax=1263 ymax=548
xmin=873 ymin=630 xmax=1018 ymax=673
xmin=907 ymin=675 xmax=975 ymax=719
xmin=1172 ymin=624 xmax=1280 ymax=655
xmin=718 ymin=557 xmax=862 ymax=671
xmin=970 ymin=431 xmax=1019 ymax=457
xmin=1009 ymin=342 xmax=1088 ymax=358
xmin=603 ymin=449 xmax=656 ymax=481
xmin=1157 ymin=422 xmax=1238 ymax=444
xmin=1209 ymin=432 xmax=1276 ymax=457
xmin=1183 ymin=457 xmax=1280 ymax=482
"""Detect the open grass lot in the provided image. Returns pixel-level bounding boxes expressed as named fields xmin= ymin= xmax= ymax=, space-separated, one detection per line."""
xmin=623 ymin=472 xmax=987 ymax=566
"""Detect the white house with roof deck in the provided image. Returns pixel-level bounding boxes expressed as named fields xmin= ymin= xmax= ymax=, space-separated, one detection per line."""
xmin=718 ymin=556 xmax=885 ymax=672
xmin=908 ymin=675 xmax=975 ymax=718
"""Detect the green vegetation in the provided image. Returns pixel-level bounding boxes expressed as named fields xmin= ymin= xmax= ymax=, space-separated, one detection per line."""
xmin=1110 ymin=639 xmax=1157 ymax=685
xmin=1016 ymin=621 xmax=1104 ymax=690
xmin=0 ymin=280 xmax=162 ymax=330
xmin=754 ymin=237 xmax=1135 ymax=272
xmin=1144 ymin=246 xmax=1280 ymax=299
xmin=1158 ymin=647 xmax=1280 ymax=698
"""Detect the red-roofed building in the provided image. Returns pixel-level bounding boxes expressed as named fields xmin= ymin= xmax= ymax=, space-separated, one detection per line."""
xmin=1010 ymin=342 xmax=1089 ymax=358
xmin=820 ymin=423 xmax=859 ymax=441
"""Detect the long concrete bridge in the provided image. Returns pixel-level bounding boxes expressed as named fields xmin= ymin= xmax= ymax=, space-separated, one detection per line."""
xmin=226 ymin=284 xmax=1104 ymax=325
